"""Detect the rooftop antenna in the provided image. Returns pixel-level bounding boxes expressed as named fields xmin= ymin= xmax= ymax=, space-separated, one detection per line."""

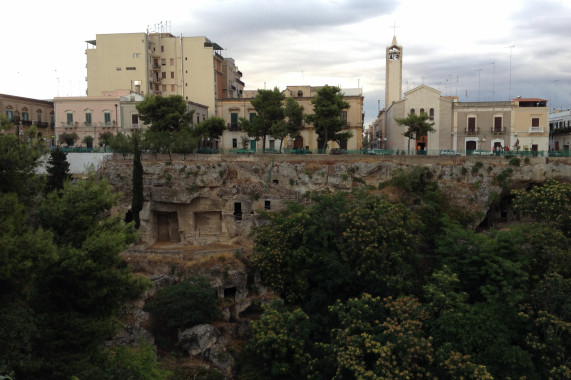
xmin=506 ymin=45 xmax=515 ymax=99
xmin=475 ymin=68 xmax=483 ymax=102
xmin=490 ymin=62 xmax=495 ymax=101
xmin=553 ymin=80 xmax=559 ymax=109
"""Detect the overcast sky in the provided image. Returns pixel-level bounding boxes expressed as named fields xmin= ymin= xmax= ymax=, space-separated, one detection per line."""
xmin=2 ymin=0 xmax=570 ymax=127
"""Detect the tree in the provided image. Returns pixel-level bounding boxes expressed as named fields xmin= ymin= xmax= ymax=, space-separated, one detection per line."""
xmin=144 ymin=277 xmax=218 ymax=348
xmin=245 ymin=87 xmax=285 ymax=152
xmin=194 ymin=116 xmax=226 ymax=148
xmin=239 ymin=302 xmax=313 ymax=380
xmin=137 ymin=95 xmax=194 ymax=158
xmin=108 ymin=132 xmax=132 ymax=158
xmin=304 ymin=86 xmax=350 ymax=152
xmin=44 ymin=147 xmax=71 ymax=194
xmin=251 ymin=191 xmax=422 ymax=309
xmin=0 ymin=121 xmax=45 ymax=201
xmin=101 ymin=340 xmax=171 ymax=380
xmin=512 ymin=179 xmax=571 ymax=237
xmin=82 ymin=135 xmax=94 ymax=149
xmin=131 ymin=131 xmax=144 ymax=229
xmin=136 ymin=95 xmax=193 ymax=133
xmin=328 ymin=294 xmax=434 ymax=379
xmin=395 ymin=112 xmax=435 ymax=154
xmin=98 ymin=131 xmax=114 ymax=147
xmin=58 ymin=132 xmax=79 ymax=147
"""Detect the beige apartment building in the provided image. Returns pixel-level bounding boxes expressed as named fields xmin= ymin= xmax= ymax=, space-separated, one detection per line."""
xmin=0 ymin=94 xmax=55 ymax=146
xmin=86 ymin=32 xmax=244 ymax=117
xmin=218 ymin=85 xmax=363 ymax=152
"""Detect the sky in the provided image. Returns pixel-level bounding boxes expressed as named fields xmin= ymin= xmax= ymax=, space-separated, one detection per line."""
xmin=2 ymin=0 xmax=570 ymax=128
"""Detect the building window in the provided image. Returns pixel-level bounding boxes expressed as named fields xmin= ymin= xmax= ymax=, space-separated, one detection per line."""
xmin=6 ymin=110 xmax=13 ymax=121
xmin=297 ymin=90 xmax=303 ymax=97
xmin=170 ymin=84 xmax=174 ymax=92
xmin=249 ymin=112 xmax=256 ymax=123
xmin=85 ymin=112 xmax=92 ymax=126
xmin=162 ymin=85 xmax=167 ymax=92
xmin=104 ymin=112 xmax=111 ymax=124
xmin=420 ymin=108 xmax=425 ymax=115
xmin=468 ymin=117 xmax=476 ymax=134
xmin=232 ymin=138 xmax=238 ymax=148
xmin=265 ymin=200 xmax=271 ymax=210
xmin=66 ymin=112 xmax=73 ymax=124
xmin=494 ymin=116 xmax=502 ymax=132
xmin=532 ymin=118 xmax=540 ymax=127
xmin=162 ymin=72 xmax=166 ymax=79
xmin=230 ymin=113 xmax=238 ymax=129
xmin=161 ymin=59 xmax=166 ymax=66
xmin=269 ymin=140 xmax=275 ymax=149
xmin=37 ymin=112 xmax=42 ymax=124
xmin=429 ymin=108 xmax=434 ymax=121
xmin=171 ymin=72 xmax=174 ymax=78
xmin=132 ymin=114 xmax=139 ymax=126
xmin=161 ymin=45 xmax=164 ymax=52
xmin=170 ymin=58 xmax=174 ymax=65
xmin=410 ymin=108 xmax=415 ymax=114
xmin=126 ymin=67 xmax=136 ymax=71
xmin=21 ymin=112 xmax=29 ymax=121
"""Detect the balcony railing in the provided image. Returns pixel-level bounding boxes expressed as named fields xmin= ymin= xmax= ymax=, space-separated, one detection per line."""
xmin=528 ymin=126 xmax=544 ymax=133
xmin=465 ymin=127 xmax=480 ymax=135
xmin=491 ymin=127 xmax=506 ymax=135
xmin=61 ymin=122 xmax=77 ymax=129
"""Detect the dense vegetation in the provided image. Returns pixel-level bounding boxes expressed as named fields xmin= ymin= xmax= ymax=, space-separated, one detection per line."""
xmin=0 ymin=116 xmax=169 ymax=379
xmin=239 ymin=169 xmax=571 ymax=379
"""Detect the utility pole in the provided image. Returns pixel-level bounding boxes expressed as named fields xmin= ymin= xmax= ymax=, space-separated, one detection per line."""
xmin=506 ymin=45 xmax=515 ymax=100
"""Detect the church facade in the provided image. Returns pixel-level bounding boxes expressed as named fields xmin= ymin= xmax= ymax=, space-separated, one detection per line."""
xmin=380 ymin=36 xmax=549 ymax=155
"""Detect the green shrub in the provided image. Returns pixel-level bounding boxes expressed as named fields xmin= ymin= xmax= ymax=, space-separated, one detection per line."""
xmin=144 ymin=277 xmax=218 ymax=347
xmin=471 ymin=161 xmax=484 ymax=174
xmin=509 ymin=157 xmax=520 ymax=166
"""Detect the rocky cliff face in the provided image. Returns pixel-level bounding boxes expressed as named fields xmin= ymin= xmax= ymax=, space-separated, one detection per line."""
xmin=98 ymin=154 xmax=570 ymax=378
xmin=98 ymin=154 xmax=570 ymax=249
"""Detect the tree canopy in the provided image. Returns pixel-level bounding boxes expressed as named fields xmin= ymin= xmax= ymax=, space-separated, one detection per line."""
xmin=244 ymin=87 xmax=285 ymax=152
xmin=304 ymin=86 xmax=351 ymax=152
xmin=395 ymin=112 xmax=435 ymax=153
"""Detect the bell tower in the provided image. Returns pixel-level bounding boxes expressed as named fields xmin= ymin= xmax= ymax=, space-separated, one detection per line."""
xmin=385 ymin=35 xmax=402 ymax=109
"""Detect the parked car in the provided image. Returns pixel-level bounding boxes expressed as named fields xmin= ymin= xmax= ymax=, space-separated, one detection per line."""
xmin=440 ymin=149 xmax=461 ymax=156
xmin=330 ymin=148 xmax=347 ymax=155
xmin=197 ymin=148 xmax=220 ymax=154
xmin=291 ymin=148 xmax=312 ymax=154
xmin=472 ymin=149 xmax=493 ymax=156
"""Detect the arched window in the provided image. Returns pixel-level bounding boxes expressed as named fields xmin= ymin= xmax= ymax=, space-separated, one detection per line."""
xmin=420 ymin=108 xmax=425 ymax=114
xmin=410 ymin=108 xmax=415 ymax=115
xmin=297 ymin=90 xmax=303 ymax=97
xmin=429 ymin=108 xmax=434 ymax=120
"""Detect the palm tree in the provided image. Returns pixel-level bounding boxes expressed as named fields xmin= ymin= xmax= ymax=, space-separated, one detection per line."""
xmin=395 ymin=112 xmax=435 ymax=154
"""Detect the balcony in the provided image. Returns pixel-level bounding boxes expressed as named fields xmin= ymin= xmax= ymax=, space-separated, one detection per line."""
xmin=528 ymin=126 xmax=544 ymax=133
xmin=22 ymin=120 xmax=33 ymax=126
xmin=61 ymin=122 xmax=77 ymax=130
xmin=152 ymin=63 xmax=160 ymax=71
xmin=491 ymin=127 xmax=506 ymax=135
xmin=465 ymin=127 xmax=480 ymax=136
